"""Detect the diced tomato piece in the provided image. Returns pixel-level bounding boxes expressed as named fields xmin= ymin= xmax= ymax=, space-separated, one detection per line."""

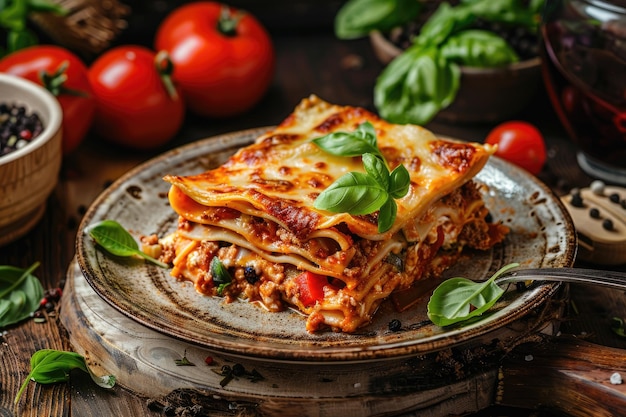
xmin=295 ymin=271 xmax=329 ymax=307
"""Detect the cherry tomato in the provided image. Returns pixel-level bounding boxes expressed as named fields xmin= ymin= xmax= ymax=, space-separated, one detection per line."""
xmin=154 ymin=1 xmax=275 ymax=118
xmin=0 ymin=45 xmax=95 ymax=155
xmin=485 ymin=121 xmax=547 ymax=175
xmin=88 ymin=45 xmax=185 ymax=150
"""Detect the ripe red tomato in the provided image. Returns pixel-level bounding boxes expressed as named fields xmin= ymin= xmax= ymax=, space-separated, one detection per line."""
xmin=485 ymin=121 xmax=547 ymax=175
xmin=88 ymin=45 xmax=185 ymax=150
xmin=0 ymin=45 xmax=95 ymax=155
xmin=295 ymin=271 xmax=330 ymax=307
xmin=154 ymin=1 xmax=275 ymax=118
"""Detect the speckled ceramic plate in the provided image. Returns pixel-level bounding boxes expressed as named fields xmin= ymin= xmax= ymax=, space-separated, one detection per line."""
xmin=76 ymin=128 xmax=576 ymax=363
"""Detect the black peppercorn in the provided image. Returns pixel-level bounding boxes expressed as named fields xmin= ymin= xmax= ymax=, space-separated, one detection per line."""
xmin=388 ymin=319 xmax=402 ymax=332
xmin=589 ymin=208 xmax=600 ymax=219
xmin=570 ymin=192 xmax=584 ymax=208
xmin=0 ymin=102 xmax=44 ymax=156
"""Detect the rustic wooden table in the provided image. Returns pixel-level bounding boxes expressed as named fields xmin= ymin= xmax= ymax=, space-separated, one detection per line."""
xmin=2 ymin=10 xmax=626 ymax=417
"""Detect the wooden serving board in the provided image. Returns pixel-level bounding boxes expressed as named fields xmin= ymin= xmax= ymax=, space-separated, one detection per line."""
xmin=60 ymin=260 xmax=626 ymax=417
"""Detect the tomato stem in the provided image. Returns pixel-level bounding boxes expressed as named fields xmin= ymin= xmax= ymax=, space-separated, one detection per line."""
xmin=39 ymin=61 xmax=89 ymax=98
xmin=154 ymin=50 xmax=179 ymax=101
xmin=217 ymin=5 xmax=243 ymax=37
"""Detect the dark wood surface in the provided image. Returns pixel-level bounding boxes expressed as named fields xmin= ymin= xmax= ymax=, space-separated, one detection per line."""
xmin=2 ymin=8 xmax=626 ymax=417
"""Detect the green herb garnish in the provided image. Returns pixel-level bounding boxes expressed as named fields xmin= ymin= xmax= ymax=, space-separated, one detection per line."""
xmin=210 ymin=257 xmax=232 ymax=296
xmin=15 ymin=349 xmax=115 ymax=404
xmin=175 ymin=350 xmax=195 ymax=366
xmin=88 ymin=220 xmax=168 ymax=268
xmin=427 ymin=262 xmax=519 ymax=327
xmin=312 ymin=122 xmax=410 ymax=233
xmin=0 ymin=262 xmax=43 ymax=328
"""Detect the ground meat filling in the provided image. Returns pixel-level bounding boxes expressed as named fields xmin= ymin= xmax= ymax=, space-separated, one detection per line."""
xmin=159 ymin=180 xmax=507 ymax=332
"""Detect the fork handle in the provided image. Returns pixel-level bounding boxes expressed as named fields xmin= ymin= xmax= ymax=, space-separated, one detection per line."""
xmin=501 ymin=267 xmax=626 ymax=291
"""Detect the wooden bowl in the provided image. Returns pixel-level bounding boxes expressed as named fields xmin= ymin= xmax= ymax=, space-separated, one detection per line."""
xmin=0 ymin=73 xmax=63 ymax=246
xmin=370 ymin=31 xmax=542 ymax=124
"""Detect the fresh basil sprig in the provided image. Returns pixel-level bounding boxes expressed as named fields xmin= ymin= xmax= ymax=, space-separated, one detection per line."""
xmin=210 ymin=257 xmax=232 ymax=296
xmin=427 ymin=262 xmax=520 ymax=327
xmin=312 ymin=122 xmax=410 ymax=233
xmin=375 ymin=43 xmax=460 ymax=125
xmin=0 ymin=262 xmax=43 ymax=328
xmin=15 ymin=349 xmax=116 ymax=405
xmin=374 ymin=0 xmax=538 ymax=125
xmin=87 ymin=220 xmax=169 ymax=268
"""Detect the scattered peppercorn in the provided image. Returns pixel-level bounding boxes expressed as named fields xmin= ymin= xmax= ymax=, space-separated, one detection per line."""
xmin=388 ymin=319 xmax=402 ymax=332
xmin=33 ymin=282 xmax=65 ymax=323
xmin=0 ymin=103 xmax=44 ymax=156
xmin=590 ymin=208 xmax=601 ymax=219
xmin=609 ymin=193 xmax=620 ymax=204
xmin=603 ymin=219 xmax=614 ymax=231
xmin=570 ymin=192 xmax=584 ymax=208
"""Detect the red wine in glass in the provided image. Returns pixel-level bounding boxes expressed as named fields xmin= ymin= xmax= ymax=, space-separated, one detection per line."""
xmin=541 ymin=0 xmax=626 ymax=184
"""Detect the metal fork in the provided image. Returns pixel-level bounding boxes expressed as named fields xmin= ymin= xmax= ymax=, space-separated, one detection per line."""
xmin=496 ymin=267 xmax=626 ymax=291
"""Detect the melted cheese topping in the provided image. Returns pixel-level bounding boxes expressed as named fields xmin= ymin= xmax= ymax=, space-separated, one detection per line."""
xmin=164 ymin=95 xmax=496 ymax=241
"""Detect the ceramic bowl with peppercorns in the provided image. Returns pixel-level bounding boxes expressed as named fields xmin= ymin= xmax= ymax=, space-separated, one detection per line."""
xmin=0 ymin=73 xmax=63 ymax=246
xmin=336 ymin=0 xmax=543 ymax=125
xmin=370 ymin=30 xmax=541 ymax=124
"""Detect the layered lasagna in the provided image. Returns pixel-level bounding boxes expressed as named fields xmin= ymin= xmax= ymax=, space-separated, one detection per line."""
xmin=159 ymin=96 xmax=508 ymax=333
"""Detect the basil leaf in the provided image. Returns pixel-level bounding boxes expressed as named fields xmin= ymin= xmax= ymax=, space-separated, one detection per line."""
xmin=312 ymin=121 xmax=382 ymax=160
xmin=15 ymin=349 xmax=115 ymax=405
xmin=374 ymin=44 xmax=460 ymax=125
xmin=462 ymin=0 xmax=537 ymax=29
xmin=362 ymin=152 xmax=389 ymax=189
xmin=0 ymin=262 xmax=43 ymax=328
xmin=441 ymin=29 xmax=519 ymax=67
xmin=388 ymin=164 xmax=410 ymax=199
xmin=416 ymin=2 xmax=474 ymax=48
xmin=88 ymin=220 xmax=168 ymax=268
xmin=427 ymin=263 xmax=519 ymax=327
xmin=210 ymin=257 xmax=232 ymax=296
xmin=334 ymin=0 xmax=422 ymax=40
xmin=314 ymin=171 xmax=389 ymax=215
xmin=418 ymin=0 xmax=537 ymax=47
xmin=378 ymin=198 xmax=397 ymax=233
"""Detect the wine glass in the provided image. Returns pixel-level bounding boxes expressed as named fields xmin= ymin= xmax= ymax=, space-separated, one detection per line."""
xmin=541 ymin=0 xmax=626 ymax=185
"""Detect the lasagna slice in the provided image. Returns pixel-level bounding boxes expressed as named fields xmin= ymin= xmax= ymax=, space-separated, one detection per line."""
xmin=160 ymin=95 xmax=508 ymax=333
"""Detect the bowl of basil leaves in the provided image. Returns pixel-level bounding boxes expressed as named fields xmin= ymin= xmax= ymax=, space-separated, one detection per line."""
xmin=335 ymin=0 xmax=543 ymax=125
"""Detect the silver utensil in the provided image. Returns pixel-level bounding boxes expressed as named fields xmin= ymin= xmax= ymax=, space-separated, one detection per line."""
xmin=497 ymin=268 xmax=626 ymax=291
